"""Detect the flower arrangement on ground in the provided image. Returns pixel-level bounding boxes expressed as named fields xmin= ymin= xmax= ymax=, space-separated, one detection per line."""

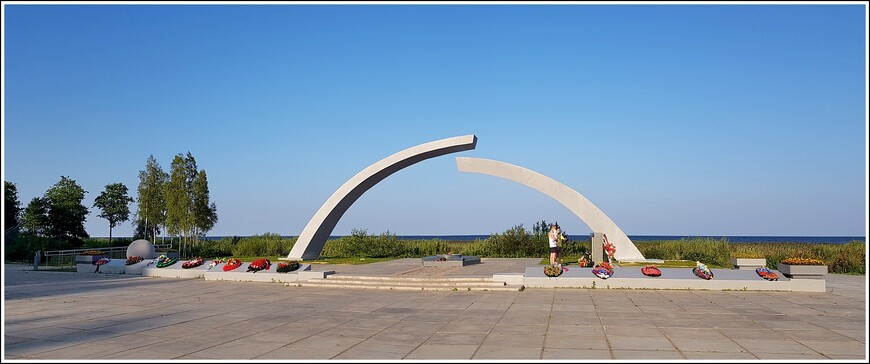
xmin=247 ymin=258 xmax=271 ymax=273
xmin=182 ymin=257 xmax=204 ymax=269
xmin=756 ymin=266 xmax=779 ymax=281
xmin=578 ymin=255 xmax=594 ymax=268
xmin=780 ymin=257 xmax=825 ymax=266
xmin=93 ymin=257 xmax=110 ymax=272
xmin=207 ymin=258 xmax=225 ymax=270
xmin=126 ymin=256 xmax=144 ymax=265
xmin=277 ymin=261 xmax=301 ymax=273
xmin=641 ymin=265 xmax=662 ymax=277
xmin=693 ymin=261 xmax=714 ymax=280
xmin=592 ymin=261 xmax=614 ymax=279
xmin=223 ymin=258 xmax=242 ymax=272
xmin=544 ymin=264 xmax=563 ymax=277
xmin=155 ymin=255 xmax=178 ymax=268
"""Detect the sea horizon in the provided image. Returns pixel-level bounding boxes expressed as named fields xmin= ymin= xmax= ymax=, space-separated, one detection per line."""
xmin=127 ymin=235 xmax=869 ymax=244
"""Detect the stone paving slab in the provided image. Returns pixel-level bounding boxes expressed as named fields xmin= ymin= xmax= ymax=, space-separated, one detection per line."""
xmin=3 ymin=262 xmax=867 ymax=360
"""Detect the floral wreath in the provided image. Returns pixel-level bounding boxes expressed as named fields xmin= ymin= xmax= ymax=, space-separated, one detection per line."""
xmin=756 ymin=266 xmax=779 ymax=281
xmin=155 ymin=255 xmax=179 ymax=268
xmin=126 ymin=256 xmax=144 ymax=265
xmin=182 ymin=257 xmax=204 ymax=269
xmin=641 ymin=265 xmax=661 ymax=277
xmin=693 ymin=261 xmax=714 ymax=280
xmin=578 ymin=254 xmax=594 ymax=268
xmin=602 ymin=234 xmax=616 ymax=263
xmin=223 ymin=258 xmax=242 ymax=272
xmin=93 ymin=257 xmax=110 ymax=273
xmin=592 ymin=261 xmax=614 ymax=279
xmin=544 ymin=264 xmax=563 ymax=277
xmin=247 ymin=258 xmax=271 ymax=273
xmin=276 ymin=261 xmax=301 ymax=273
xmin=207 ymin=258 xmax=226 ymax=270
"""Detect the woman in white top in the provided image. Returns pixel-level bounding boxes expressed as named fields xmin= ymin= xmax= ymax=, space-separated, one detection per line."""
xmin=548 ymin=224 xmax=562 ymax=265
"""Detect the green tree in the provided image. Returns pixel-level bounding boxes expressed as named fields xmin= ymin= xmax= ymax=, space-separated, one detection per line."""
xmin=93 ymin=183 xmax=134 ymax=244
xmin=44 ymin=176 xmax=90 ymax=242
xmin=192 ymin=169 xmax=218 ymax=239
xmin=136 ymin=155 xmax=167 ymax=242
xmin=22 ymin=197 xmax=50 ymax=236
xmin=165 ymin=154 xmax=192 ymax=246
xmin=5 ymin=181 xmax=22 ymax=232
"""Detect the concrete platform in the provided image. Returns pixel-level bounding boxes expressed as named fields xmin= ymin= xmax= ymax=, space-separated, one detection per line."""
xmin=141 ymin=261 xmax=211 ymax=279
xmin=421 ymin=254 xmax=481 ymax=266
xmin=203 ymin=263 xmax=332 ymax=283
xmin=517 ymin=266 xmax=825 ymax=292
xmin=4 ymin=262 xmax=865 ymax=361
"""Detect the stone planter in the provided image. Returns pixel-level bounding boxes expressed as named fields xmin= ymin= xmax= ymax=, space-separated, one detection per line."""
xmin=731 ymin=258 xmax=767 ymax=270
xmin=75 ymin=254 xmax=108 ymax=265
xmin=777 ymin=263 xmax=827 ymax=279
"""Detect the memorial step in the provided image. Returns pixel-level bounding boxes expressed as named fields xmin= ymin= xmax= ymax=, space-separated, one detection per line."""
xmin=303 ymin=277 xmax=507 ymax=287
xmin=292 ymin=281 xmax=524 ymax=291
xmin=320 ymin=275 xmax=495 ymax=283
xmin=291 ymin=274 xmax=523 ymax=291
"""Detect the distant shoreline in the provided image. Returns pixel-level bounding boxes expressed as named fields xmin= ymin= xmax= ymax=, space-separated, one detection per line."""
xmin=94 ymin=235 xmax=867 ymax=244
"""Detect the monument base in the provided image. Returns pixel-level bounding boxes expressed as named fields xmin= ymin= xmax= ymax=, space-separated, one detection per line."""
xmin=421 ymin=254 xmax=481 ymax=266
xmin=514 ymin=266 xmax=825 ymax=292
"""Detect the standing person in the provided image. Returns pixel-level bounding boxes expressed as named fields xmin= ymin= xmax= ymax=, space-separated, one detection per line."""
xmin=548 ymin=224 xmax=562 ymax=266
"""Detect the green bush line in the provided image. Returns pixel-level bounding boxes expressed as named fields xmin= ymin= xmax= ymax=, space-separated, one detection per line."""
xmin=6 ymin=228 xmax=865 ymax=275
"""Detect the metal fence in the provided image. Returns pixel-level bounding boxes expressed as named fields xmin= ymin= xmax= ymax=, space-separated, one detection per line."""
xmin=39 ymin=244 xmax=173 ymax=269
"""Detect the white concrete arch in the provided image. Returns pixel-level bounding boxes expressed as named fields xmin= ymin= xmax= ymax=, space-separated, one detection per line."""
xmin=456 ymin=157 xmax=645 ymax=261
xmin=286 ymin=135 xmax=478 ymax=260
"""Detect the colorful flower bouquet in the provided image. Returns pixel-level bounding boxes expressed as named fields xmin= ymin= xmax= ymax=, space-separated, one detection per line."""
xmin=592 ymin=261 xmax=614 ymax=279
xmin=693 ymin=261 xmax=714 ymax=280
xmin=641 ymin=265 xmax=662 ymax=277
xmin=93 ymin=257 xmax=110 ymax=272
xmin=756 ymin=266 xmax=779 ymax=281
xmin=247 ymin=258 xmax=271 ymax=273
xmin=182 ymin=257 xmax=204 ymax=269
xmin=544 ymin=264 xmax=563 ymax=277
xmin=206 ymin=258 xmax=225 ymax=270
xmin=223 ymin=258 xmax=242 ymax=272
xmin=602 ymin=234 xmax=616 ymax=262
xmin=578 ymin=255 xmax=594 ymax=268
xmin=126 ymin=256 xmax=144 ymax=265
xmin=155 ymin=255 xmax=178 ymax=268
xmin=276 ymin=261 xmax=301 ymax=273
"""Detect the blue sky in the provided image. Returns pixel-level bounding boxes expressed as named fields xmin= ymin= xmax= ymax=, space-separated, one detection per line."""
xmin=2 ymin=3 xmax=867 ymax=238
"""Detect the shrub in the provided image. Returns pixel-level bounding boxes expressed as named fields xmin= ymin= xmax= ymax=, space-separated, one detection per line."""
xmin=231 ymin=233 xmax=297 ymax=257
xmin=635 ymin=238 xmax=731 ymax=267
xmin=190 ymin=237 xmax=238 ymax=258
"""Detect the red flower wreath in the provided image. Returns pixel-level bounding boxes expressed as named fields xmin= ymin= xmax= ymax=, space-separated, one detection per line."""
xmin=223 ymin=258 xmax=242 ymax=272
xmin=182 ymin=257 xmax=204 ymax=269
xmin=247 ymin=258 xmax=271 ymax=273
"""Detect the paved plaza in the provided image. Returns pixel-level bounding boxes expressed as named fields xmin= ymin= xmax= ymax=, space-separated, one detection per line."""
xmin=3 ymin=259 xmax=867 ymax=361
